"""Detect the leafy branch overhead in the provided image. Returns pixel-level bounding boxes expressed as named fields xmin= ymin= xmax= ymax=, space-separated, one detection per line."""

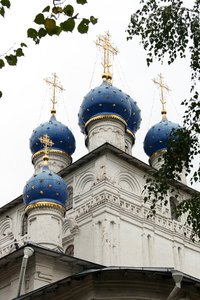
xmin=0 ymin=0 xmax=97 ymax=98
xmin=0 ymin=0 xmax=10 ymax=17
xmin=127 ymin=0 xmax=200 ymax=239
xmin=28 ymin=2 xmax=97 ymax=43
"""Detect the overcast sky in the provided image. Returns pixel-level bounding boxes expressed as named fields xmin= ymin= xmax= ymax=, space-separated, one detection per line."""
xmin=0 ymin=0 xmax=198 ymax=206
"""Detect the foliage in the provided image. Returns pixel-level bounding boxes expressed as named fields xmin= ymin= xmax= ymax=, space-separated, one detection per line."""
xmin=0 ymin=0 xmax=11 ymax=17
xmin=0 ymin=0 xmax=97 ymax=97
xmin=127 ymin=0 xmax=200 ymax=238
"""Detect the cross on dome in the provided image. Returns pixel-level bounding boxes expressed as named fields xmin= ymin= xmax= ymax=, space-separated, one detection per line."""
xmin=44 ymin=73 xmax=64 ymax=115
xmin=153 ymin=73 xmax=171 ymax=119
xmin=39 ymin=134 xmax=54 ymax=165
xmin=96 ymin=31 xmax=118 ymax=83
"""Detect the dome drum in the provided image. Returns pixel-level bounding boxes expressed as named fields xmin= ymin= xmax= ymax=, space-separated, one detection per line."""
xmin=84 ymin=113 xmax=127 ymax=135
xmin=32 ymin=149 xmax=72 ymax=173
xmin=126 ymin=129 xmax=136 ymax=149
xmin=26 ymin=202 xmax=64 ymax=249
xmin=85 ymin=116 xmax=126 ymax=151
xmin=148 ymin=149 xmax=167 ymax=168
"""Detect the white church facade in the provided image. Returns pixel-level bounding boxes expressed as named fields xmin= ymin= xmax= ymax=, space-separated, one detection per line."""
xmin=0 ymin=33 xmax=199 ymax=300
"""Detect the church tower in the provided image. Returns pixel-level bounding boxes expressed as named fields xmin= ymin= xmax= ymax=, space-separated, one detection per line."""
xmin=78 ymin=32 xmax=141 ymax=154
xmin=23 ymin=134 xmax=68 ymax=250
xmin=143 ymin=74 xmax=186 ymax=183
xmin=30 ymin=73 xmax=76 ymax=173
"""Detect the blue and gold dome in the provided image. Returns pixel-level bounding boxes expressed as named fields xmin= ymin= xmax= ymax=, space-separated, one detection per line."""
xmin=78 ymin=81 xmax=136 ymax=134
xmin=144 ymin=74 xmax=181 ymax=159
xmin=23 ymin=165 xmax=68 ymax=209
xmin=30 ymin=115 xmax=76 ymax=156
xmin=78 ymin=32 xmax=142 ymax=136
xmin=144 ymin=117 xmax=181 ymax=158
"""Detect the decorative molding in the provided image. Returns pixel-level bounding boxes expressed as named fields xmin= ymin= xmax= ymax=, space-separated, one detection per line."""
xmin=75 ymin=191 xmax=193 ymax=241
xmin=118 ymin=172 xmax=141 ymax=194
xmin=32 ymin=148 xmax=71 ymax=160
xmin=75 ymin=172 xmax=95 ymax=195
xmin=25 ymin=202 xmax=65 ymax=215
xmin=0 ymin=217 xmax=12 ymax=236
xmin=90 ymin=126 xmax=124 ymax=137
xmin=0 ymin=235 xmax=27 ymax=258
xmin=85 ymin=114 xmax=127 ymax=129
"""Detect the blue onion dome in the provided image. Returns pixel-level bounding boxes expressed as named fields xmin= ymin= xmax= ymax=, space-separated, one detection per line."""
xmin=144 ymin=117 xmax=181 ymax=157
xmin=30 ymin=115 xmax=76 ymax=156
xmin=127 ymin=97 xmax=141 ymax=135
xmin=23 ymin=165 xmax=68 ymax=209
xmin=78 ymin=81 xmax=133 ymax=134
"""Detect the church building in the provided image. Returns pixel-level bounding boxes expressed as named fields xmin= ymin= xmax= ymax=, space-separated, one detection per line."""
xmin=0 ymin=32 xmax=199 ymax=300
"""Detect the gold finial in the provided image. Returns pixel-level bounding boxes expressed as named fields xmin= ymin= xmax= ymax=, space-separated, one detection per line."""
xmin=95 ymin=31 xmax=118 ymax=83
xmin=153 ymin=73 xmax=171 ymax=119
xmin=44 ymin=73 xmax=64 ymax=115
xmin=39 ymin=134 xmax=54 ymax=165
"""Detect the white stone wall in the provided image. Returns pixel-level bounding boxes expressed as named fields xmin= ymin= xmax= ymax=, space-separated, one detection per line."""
xmin=0 ymin=252 xmax=78 ymax=300
xmin=0 ymin=202 xmax=28 ymax=258
xmin=0 ymin=149 xmax=199 ymax=281
xmin=62 ymin=151 xmax=200 ymax=278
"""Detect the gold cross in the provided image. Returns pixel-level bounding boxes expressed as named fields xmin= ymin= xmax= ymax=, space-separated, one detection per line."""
xmin=39 ymin=134 xmax=54 ymax=164
xmin=153 ymin=74 xmax=171 ymax=118
xmin=44 ymin=73 xmax=64 ymax=115
xmin=96 ymin=32 xmax=118 ymax=82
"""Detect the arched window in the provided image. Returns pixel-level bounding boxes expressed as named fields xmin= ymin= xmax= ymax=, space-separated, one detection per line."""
xmin=21 ymin=214 xmax=28 ymax=236
xmin=65 ymin=244 xmax=74 ymax=256
xmin=170 ymin=197 xmax=178 ymax=221
xmin=66 ymin=186 xmax=73 ymax=210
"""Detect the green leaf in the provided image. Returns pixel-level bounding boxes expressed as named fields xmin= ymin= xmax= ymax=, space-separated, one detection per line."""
xmin=90 ymin=16 xmax=97 ymax=25
xmin=38 ymin=28 xmax=47 ymax=38
xmin=20 ymin=42 xmax=27 ymax=48
xmin=76 ymin=0 xmax=87 ymax=4
xmin=44 ymin=18 xmax=57 ymax=34
xmin=0 ymin=59 xmax=5 ymax=69
xmin=34 ymin=13 xmax=45 ymax=25
xmin=5 ymin=55 xmax=17 ymax=66
xmin=52 ymin=6 xmax=62 ymax=14
xmin=0 ymin=91 xmax=2 ymax=98
xmin=15 ymin=48 xmax=24 ymax=57
xmin=55 ymin=26 xmax=62 ymax=36
xmin=77 ymin=18 xmax=89 ymax=34
xmin=0 ymin=6 xmax=5 ymax=17
xmin=1 ymin=0 xmax=10 ymax=8
xmin=42 ymin=5 xmax=50 ymax=13
xmin=63 ymin=5 xmax=74 ymax=17
xmin=60 ymin=18 xmax=75 ymax=32
xmin=27 ymin=28 xmax=38 ymax=39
